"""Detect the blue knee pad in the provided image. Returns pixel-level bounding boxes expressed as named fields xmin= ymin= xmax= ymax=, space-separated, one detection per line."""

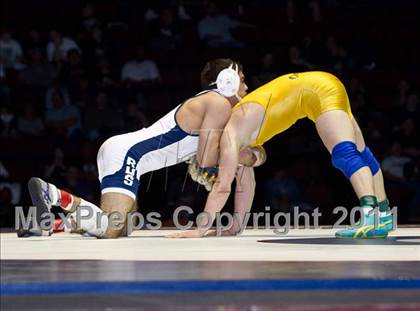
xmin=331 ymin=141 xmax=367 ymax=179
xmin=360 ymin=146 xmax=380 ymax=175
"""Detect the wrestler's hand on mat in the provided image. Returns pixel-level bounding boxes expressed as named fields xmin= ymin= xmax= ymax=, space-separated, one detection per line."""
xmin=166 ymin=229 xmax=205 ymax=239
xmin=205 ymin=228 xmax=238 ymax=237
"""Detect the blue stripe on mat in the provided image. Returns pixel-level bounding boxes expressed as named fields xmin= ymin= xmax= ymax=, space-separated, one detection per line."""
xmin=2 ymin=279 xmax=420 ymax=295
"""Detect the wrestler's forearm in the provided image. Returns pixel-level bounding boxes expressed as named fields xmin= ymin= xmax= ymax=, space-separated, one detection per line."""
xmin=197 ymin=126 xmax=240 ymax=236
xmin=232 ymin=167 xmax=255 ymax=233
xmin=197 ymin=183 xmax=231 ymax=235
xmin=197 ymin=130 xmax=221 ymax=167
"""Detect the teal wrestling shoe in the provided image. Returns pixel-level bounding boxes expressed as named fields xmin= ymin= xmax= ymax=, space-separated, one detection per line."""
xmin=378 ymin=199 xmax=394 ymax=232
xmin=335 ymin=196 xmax=394 ymax=239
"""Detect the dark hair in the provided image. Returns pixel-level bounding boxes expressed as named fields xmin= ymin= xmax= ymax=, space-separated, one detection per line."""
xmin=200 ymin=58 xmax=243 ymax=88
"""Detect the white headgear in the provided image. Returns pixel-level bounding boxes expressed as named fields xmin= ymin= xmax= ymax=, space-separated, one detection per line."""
xmin=210 ymin=63 xmax=241 ymax=98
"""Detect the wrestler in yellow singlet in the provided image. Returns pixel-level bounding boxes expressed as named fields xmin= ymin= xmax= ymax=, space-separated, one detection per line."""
xmin=234 ymin=71 xmax=353 ymax=146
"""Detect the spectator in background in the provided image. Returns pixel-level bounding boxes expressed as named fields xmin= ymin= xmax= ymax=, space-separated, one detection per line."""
xmin=287 ymin=0 xmax=296 ymax=24
xmin=62 ymin=166 xmax=96 ymax=202
xmin=198 ymin=1 xmax=243 ymax=48
xmin=0 ymin=161 xmax=9 ymax=181
xmin=407 ymin=157 xmax=420 ymax=221
xmin=82 ymin=26 xmax=108 ymax=63
xmin=19 ymin=47 xmax=56 ymax=88
xmin=24 ymin=29 xmax=44 ymax=52
xmin=0 ymin=186 xmax=13 ymax=211
xmin=287 ymin=0 xmax=321 ymax=24
xmin=79 ymin=143 xmax=97 ymax=180
xmin=308 ymin=1 xmax=322 ymax=22
xmin=123 ymin=102 xmax=149 ymax=132
xmin=252 ymin=52 xmax=277 ymax=88
xmin=94 ymin=57 xmax=119 ymax=92
xmin=15 ymin=103 xmax=44 ymax=137
xmin=303 ymin=34 xmax=347 ymax=71
xmin=178 ymin=3 xmax=191 ymax=21
xmin=67 ymin=74 xmax=97 ymax=109
xmin=44 ymin=147 xmax=67 ymax=185
xmin=0 ymin=162 xmax=21 ymax=205
xmin=92 ymin=26 xmax=106 ymax=55
xmin=363 ymin=120 xmax=385 ymax=155
xmin=382 ymin=140 xmax=419 ymax=223
xmin=398 ymin=119 xmax=419 ymax=157
xmin=90 ymin=26 xmax=106 ymax=56
xmin=150 ymin=8 xmax=181 ymax=50
xmin=45 ymin=89 xmax=82 ymax=138
xmin=324 ymin=35 xmax=347 ymax=71
xmin=397 ymin=80 xmax=411 ymax=107
xmin=264 ymin=168 xmax=304 ymax=213
xmin=404 ymin=93 xmax=419 ymax=122
xmin=63 ymin=166 xmax=83 ymax=194
xmin=84 ymin=91 xmax=122 ymax=139
xmin=301 ymin=33 xmax=324 ymax=67
xmin=382 ymin=142 xmax=413 ymax=182
xmin=0 ymin=58 xmax=10 ymax=102
xmin=81 ymin=3 xmax=100 ymax=31
xmin=347 ymin=78 xmax=367 ymax=120
xmin=392 ymin=87 xmax=418 ymax=124
xmin=47 ymin=30 xmax=81 ymax=63
xmin=78 ymin=143 xmax=99 ymax=203
xmin=0 ymin=29 xmax=24 ymax=70
xmin=0 ymin=106 xmax=14 ymax=137
xmin=144 ymin=6 xmax=159 ymax=22
xmin=45 ymin=85 xmax=71 ymax=108
xmin=285 ymin=46 xmax=314 ymax=72
xmin=121 ymin=46 xmax=161 ymax=85
xmin=145 ymin=3 xmax=190 ymax=23
xmin=59 ymin=49 xmax=87 ymax=87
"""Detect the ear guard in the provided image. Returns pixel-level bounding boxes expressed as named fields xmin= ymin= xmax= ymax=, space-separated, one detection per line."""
xmin=210 ymin=63 xmax=241 ymax=98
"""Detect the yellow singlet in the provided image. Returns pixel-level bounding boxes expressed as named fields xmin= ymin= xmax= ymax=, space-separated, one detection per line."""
xmin=233 ymin=71 xmax=352 ymax=146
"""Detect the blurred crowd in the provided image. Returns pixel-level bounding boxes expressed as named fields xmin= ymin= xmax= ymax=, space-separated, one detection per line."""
xmin=0 ymin=0 xmax=419 ymax=226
